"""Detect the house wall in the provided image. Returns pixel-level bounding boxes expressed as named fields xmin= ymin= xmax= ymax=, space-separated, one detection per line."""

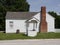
xmin=6 ymin=20 xmax=26 ymax=33
xmin=33 ymin=13 xmax=55 ymax=32
xmin=6 ymin=13 xmax=55 ymax=33
xmin=46 ymin=14 xmax=55 ymax=32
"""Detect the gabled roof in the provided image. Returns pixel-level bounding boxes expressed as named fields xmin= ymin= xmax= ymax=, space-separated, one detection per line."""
xmin=6 ymin=12 xmax=55 ymax=20
xmin=6 ymin=12 xmax=38 ymax=20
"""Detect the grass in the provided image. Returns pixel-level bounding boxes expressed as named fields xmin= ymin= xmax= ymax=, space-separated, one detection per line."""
xmin=0 ymin=32 xmax=60 ymax=40
xmin=36 ymin=32 xmax=60 ymax=39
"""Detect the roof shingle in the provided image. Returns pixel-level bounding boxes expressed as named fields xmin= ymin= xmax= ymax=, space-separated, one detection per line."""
xmin=6 ymin=12 xmax=38 ymax=20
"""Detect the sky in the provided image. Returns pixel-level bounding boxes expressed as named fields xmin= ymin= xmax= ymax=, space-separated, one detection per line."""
xmin=27 ymin=0 xmax=60 ymax=13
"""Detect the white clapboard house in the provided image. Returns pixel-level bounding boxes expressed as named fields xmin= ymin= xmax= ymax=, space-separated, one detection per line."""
xmin=5 ymin=6 xmax=55 ymax=33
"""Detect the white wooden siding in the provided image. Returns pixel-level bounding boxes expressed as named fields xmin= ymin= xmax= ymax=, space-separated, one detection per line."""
xmin=6 ymin=20 xmax=26 ymax=33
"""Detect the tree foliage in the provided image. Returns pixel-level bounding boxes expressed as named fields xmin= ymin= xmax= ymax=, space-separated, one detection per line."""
xmin=0 ymin=0 xmax=29 ymax=11
xmin=0 ymin=0 xmax=30 ymax=31
xmin=48 ymin=11 xmax=60 ymax=28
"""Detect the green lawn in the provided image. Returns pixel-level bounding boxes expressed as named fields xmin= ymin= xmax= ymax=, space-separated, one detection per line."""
xmin=0 ymin=32 xmax=60 ymax=40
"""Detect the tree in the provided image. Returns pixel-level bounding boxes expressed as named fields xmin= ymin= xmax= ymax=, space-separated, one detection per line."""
xmin=0 ymin=0 xmax=29 ymax=11
xmin=0 ymin=0 xmax=30 ymax=31
xmin=48 ymin=11 xmax=60 ymax=28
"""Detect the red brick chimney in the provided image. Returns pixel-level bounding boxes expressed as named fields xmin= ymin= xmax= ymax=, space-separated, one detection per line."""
xmin=40 ymin=6 xmax=47 ymax=33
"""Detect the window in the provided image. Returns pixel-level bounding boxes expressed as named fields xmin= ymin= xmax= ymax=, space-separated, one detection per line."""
xmin=9 ymin=21 xmax=13 ymax=28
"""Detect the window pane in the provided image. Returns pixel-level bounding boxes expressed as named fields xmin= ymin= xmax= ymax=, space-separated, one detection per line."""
xmin=9 ymin=21 xmax=13 ymax=28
